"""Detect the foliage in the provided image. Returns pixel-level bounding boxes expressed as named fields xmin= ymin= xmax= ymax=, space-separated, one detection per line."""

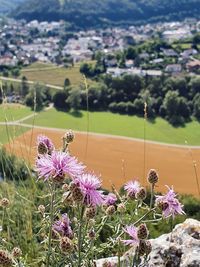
xmin=13 ymin=0 xmax=200 ymax=29
xmin=0 ymin=133 xmax=194 ymax=266
xmin=53 ymin=90 xmax=70 ymax=111
xmin=0 ymin=147 xmax=30 ymax=181
xmin=25 ymin=83 xmax=50 ymax=111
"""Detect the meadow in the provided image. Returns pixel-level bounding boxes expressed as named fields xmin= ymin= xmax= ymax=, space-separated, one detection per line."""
xmin=0 ymin=104 xmax=32 ymax=122
xmin=24 ymin=108 xmax=200 ymax=145
xmin=0 ymin=125 xmax=29 ymax=144
xmin=20 ymin=62 xmax=94 ymax=86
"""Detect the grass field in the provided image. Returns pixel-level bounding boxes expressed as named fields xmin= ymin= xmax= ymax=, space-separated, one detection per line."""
xmin=172 ymin=43 xmax=192 ymax=49
xmin=23 ymin=108 xmax=200 ymax=145
xmin=0 ymin=104 xmax=32 ymax=122
xmin=0 ymin=125 xmax=29 ymax=144
xmin=20 ymin=62 xmax=94 ymax=86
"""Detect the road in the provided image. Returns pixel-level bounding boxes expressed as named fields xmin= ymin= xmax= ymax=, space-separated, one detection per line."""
xmin=0 ymin=76 xmax=63 ymax=90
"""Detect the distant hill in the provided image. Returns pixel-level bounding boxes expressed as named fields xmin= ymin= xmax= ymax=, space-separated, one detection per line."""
xmin=12 ymin=0 xmax=200 ymax=28
xmin=0 ymin=0 xmax=24 ymax=14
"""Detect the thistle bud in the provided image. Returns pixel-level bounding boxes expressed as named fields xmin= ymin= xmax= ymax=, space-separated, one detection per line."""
xmin=106 ymin=205 xmax=115 ymax=216
xmin=0 ymin=249 xmax=13 ymax=266
xmin=88 ymin=229 xmax=96 ymax=240
xmin=38 ymin=205 xmax=45 ymax=214
xmin=102 ymin=261 xmax=112 ymax=267
xmin=117 ymin=203 xmax=126 ymax=213
xmin=147 ymin=169 xmax=159 ymax=184
xmin=12 ymin=247 xmax=22 ymax=258
xmin=64 ymin=130 xmax=75 ymax=144
xmin=85 ymin=206 xmax=96 ymax=219
xmin=62 ymin=184 xmax=69 ymax=191
xmin=145 ymin=240 xmax=152 ymax=255
xmin=0 ymin=198 xmax=10 ymax=208
xmin=37 ymin=142 xmax=48 ymax=155
xmin=68 ymin=182 xmax=77 ymax=192
xmin=157 ymin=201 xmax=169 ymax=212
xmin=137 ymin=224 xmax=149 ymax=240
xmin=136 ymin=187 xmax=146 ymax=200
xmin=138 ymin=240 xmax=152 ymax=256
xmin=52 ymin=175 xmax=65 ymax=184
xmin=71 ymin=187 xmax=84 ymax=202
xmin=60 ymin=237 xmax=73 ymax=253
xmin=127 ymin=191 xmax=136 ymax=200
xmin=62 ymin=192 xmax=73 ymax=205
xmin=88 ymin=219 xmax=95 ymax=227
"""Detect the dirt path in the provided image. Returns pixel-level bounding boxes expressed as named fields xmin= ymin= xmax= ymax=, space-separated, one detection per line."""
xmin=1 ymin=121 xmax=200 ymax=149
xmin=4 ymin=127 xmax=200 ymax=197
xmin=0 ymin=76 xmax=63 ymax=90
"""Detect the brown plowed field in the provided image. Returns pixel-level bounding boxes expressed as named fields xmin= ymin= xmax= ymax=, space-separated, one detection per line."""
xmin=5 ymin=128 xmax=200 ymax=196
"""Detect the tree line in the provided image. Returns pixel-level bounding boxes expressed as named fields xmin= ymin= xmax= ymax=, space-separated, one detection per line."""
xmin=52 ymin=74 xmax=200 ymax=126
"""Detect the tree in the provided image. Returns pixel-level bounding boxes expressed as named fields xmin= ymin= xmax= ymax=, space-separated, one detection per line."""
xmin=80 ymin=63 xmax=93 ymax=77
xmin=53 ymin=90 xmax=70 ymax=111
xmin=193 ymin=33 xmax=200 ymax=45
xmin=11 ymin=68 xmax=20 ymax=78
xmin=67 ymin=87 xmax=82 ymax=111
xmin=21 ymin=76 xmax=29 ymax=97
xmin=125 ymin=46 xmax=137 ymax=60
xmin=193 ymin=93 xmax=200 ymax=121
xmin=162 ymin=91 xmax=190 ymax=125
xmin=189 ymin=77 xmax=200 ymax=96
xmin=64 ymin=78 xmax=70 ymax=89
xmin=25 ymin=83 xmax=47 ymax=111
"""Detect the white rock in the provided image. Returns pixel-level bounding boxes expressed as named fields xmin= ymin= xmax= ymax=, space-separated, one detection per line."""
xmin=95 ymin=219 xmax=200 ymax=267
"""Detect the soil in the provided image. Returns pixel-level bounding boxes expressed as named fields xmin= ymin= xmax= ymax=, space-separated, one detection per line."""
xmin=5 ymin=128 xmax=200 ymax=196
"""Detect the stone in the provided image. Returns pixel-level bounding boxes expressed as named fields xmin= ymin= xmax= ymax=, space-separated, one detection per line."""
xmin=95 ymin=219 xmax=200 ymax=267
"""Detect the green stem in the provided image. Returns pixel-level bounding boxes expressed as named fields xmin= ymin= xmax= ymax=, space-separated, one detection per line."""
xmin=77 ymin=206 xmax=84 ymax=267
xmin=150 ymin=184 xmax=154 ymax=210
xmin=118 ymin=239 xmax=121 ymax=267
xmin=46 ymin=184 xmax=55 ymax=267
xmin=133 ymin=208 xmax=156 ymax=226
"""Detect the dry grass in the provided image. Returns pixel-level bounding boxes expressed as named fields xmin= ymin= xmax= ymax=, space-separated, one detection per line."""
xmin=21 ymin=62 xmax=94 ymax=86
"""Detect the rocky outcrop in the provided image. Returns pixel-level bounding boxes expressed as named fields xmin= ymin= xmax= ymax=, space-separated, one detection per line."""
xmin=96 ymin=218 xmax=200 ymax=267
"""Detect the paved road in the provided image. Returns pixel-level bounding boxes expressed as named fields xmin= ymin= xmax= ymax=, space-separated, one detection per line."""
xmin=0 ymin=76 xmax=63 ymax=90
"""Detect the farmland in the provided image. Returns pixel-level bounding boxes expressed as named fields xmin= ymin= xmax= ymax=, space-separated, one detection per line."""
xmin=0 ymin=104 xmax=32 ymax=122
xmin=5 ymin=127 xmax=200 ymax=196
xmin=20 ymin=62 xmax=94 ymax=86
xmin=23 ymin=108 xmax=200 ymax=146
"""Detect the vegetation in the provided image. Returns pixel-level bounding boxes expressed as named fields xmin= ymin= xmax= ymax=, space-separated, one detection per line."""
xmin=20 ymin=63 xmax=92 ymax=86
xmin=0 ymin=104 xmax=32 ymax=122
xmin=52 ymin=73 xmax=200 ymax=126
xmin=0 ymin=0 xmax=24 ymax=14
xmin=13 ymin=0 xmax=200 ymax=29
xmin=0 ymin=137 xmax=199 ymax=265
xmin=0 ymin=125 xmax=29 ymax=144
xmin=23 ymin=108 xmax=200 ymax=145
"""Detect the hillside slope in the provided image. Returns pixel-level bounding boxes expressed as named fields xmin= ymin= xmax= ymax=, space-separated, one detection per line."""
xmin=12 ymin=0 xmax=200 ymax=28
xmin=0 ymin=0 xmax=24 ymax=14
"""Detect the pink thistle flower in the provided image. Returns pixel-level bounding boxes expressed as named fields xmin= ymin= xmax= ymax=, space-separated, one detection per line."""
xmin=104 ymin=193 xmax=117 ymax=206
xmin=53 ymin=214 xmax=73 ymax=238
xmin=75 ymin=173 xmax=104 ymax=206
xmin=36 ymin=151 xmax=85 ymax=181
xmin=124 ymin=180 xmax=140 ymax=199
xmin=155 ymin=186 xmax=185 ymax=218
xmin=37 ymin=135 xmax=54 ymax=154
xmin=123 ymin=225 xmax=139 ymax=246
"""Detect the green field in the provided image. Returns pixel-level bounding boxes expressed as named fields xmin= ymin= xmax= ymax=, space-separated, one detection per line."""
xmin=0 ymin=125 xmax=29 ymax=144
xmin=20 ymin=62 xmax=94 ymax=86
xmin=172 ymin=43 xmax=192 ymax=50
xmin=23 ymin=108 xmax=200 ymax=145
xmin=0 ymin=104 xmax=32 ymax=122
